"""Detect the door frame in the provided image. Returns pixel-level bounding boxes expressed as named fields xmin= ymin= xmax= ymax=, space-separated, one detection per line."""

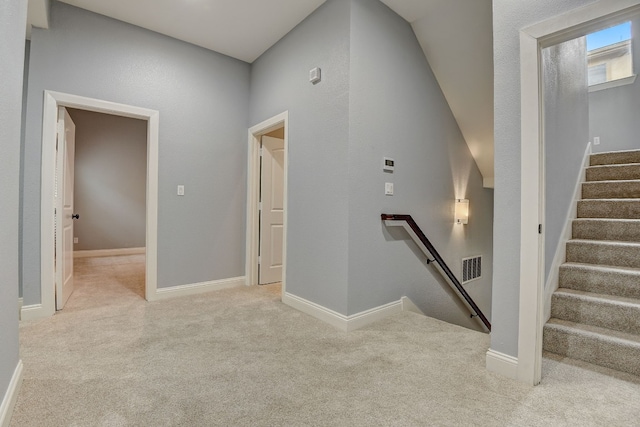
xmin=518 ymin=0 xmax=640 ymax=385
xmin=40 ymin=90 xmax=159 ymax=317
xmin=246 ymin=112 xmax=288 ymax=294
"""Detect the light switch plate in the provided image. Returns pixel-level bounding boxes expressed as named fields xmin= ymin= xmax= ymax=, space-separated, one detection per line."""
xmin=309 ymin=67 xmax=321 ymax=84
xmin=177 ymin=185 xmax=185 ymax=196
xmin=385 ymin=182 xmax=394 ymax=195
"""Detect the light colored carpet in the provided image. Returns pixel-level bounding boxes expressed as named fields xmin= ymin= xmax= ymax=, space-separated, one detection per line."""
xmin=11 ymin=255 xmax=640 ymax=426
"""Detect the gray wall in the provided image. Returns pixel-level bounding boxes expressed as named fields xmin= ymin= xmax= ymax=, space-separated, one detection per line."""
xmin=492 ymin=0 xmax=595 ymax=356
xmin=0 ymin=0 xmax=27 ymax=408
xmin=347 ymin=0 xmax=493 ymax=328
xmin=250 ymin=0 xmax=351 ymax=314
xmin=589 ymin=15 xmax=640 ymax=153
xmin=543 ymin=38 xmax=589 ymax=282
xmin=251 ymin=0 xmax=493 ymax=327
xmin=67 ymin=109 xmax=147 ymax=251
xmin=22 ymin=1 xmax=250 ymax=304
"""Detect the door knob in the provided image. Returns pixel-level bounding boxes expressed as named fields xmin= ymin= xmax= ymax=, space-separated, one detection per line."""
xmin=72 ymin=214 xmax=79 ymax=219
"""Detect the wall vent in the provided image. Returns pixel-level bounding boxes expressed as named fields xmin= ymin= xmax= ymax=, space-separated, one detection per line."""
xmin=462 ymin=255 xmax=482 ymax=284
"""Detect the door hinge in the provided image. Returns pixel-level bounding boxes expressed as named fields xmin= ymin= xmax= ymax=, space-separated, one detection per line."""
xmin=259 ymin=201 xmax=262 ymax=211
xmin=259 ymin=146 xmax=264 ymax=157
xmin=258 ymin=255 xmax=261 ymax=265
xmin=538 ymin=224 xmax=542 ymax=234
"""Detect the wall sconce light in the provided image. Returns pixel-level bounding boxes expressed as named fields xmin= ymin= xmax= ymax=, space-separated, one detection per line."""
xmin=455 ymin=199 xmax=469 ymax=225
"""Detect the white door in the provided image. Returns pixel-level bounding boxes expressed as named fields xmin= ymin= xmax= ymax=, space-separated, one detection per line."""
xmin=55 ymin=107 xmax=76 ymax=310
xmin=259 ymin=135 xmax=285 ymax=284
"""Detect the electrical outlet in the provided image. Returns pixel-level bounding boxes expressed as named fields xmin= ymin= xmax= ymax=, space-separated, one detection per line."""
xmin=73 ymin=237 xmax=78 ymax=244
xmin=593 ymin=136 xmax=600 ymax=145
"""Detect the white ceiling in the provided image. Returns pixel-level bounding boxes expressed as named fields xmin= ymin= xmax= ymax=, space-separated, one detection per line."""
xmin=381 ymin=0 xmax=494 ymax=187
xmin=27 ymin=0 xmax=494 ymax=186
xmin=56 ymin=0 xmax=327 ymax=63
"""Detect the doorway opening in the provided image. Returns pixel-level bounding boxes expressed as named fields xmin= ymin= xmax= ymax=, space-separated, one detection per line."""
xmin=518 ymin=0 xmax=640 ymax=385
xmin=259 ymin=128 xmax=285 ymax=285
xmin=32 ymin=91 xmax=159 ymax=320
xmin=246 ymin=112 xmax=288 ymax=296
xmin=60 ymin=108 xmax=148 ymax=309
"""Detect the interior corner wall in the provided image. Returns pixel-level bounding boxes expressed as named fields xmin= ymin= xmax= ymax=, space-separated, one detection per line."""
xmin=492 ymin=0 xmax=596 ymax=357
xmin=589 ymin=14 xmax=640 ymax=153
xmin=347 ymin=0 xmax=493 ymax=329
xmin=0 ymin=0 xmax=27 ymax=408
xmin=67 ymin=109 xmax=147 ymax=251
xmin=22 ymin=1 xmax=251 ymax=305
xmin=19 ymin=40 xmax=30 ymax=300
xmin=249 ymin=0 xmax=351 ymax=314
xmin=543 ymin=37 xmax=589 ymax=283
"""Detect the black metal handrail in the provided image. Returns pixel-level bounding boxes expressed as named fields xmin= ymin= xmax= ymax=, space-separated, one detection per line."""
xmin=381 ymin=214 xmax=491 ymax=331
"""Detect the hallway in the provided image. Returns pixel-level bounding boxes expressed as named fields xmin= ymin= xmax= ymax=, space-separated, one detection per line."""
xmin=11 ymin=258 xmax=640 ymax=426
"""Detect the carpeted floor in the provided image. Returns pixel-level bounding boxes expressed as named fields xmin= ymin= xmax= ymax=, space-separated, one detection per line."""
xmin=11 ymin=255 xmax=640 ymax=426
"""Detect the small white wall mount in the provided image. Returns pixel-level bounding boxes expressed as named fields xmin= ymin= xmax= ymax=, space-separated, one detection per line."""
xmin=383 ymin=157 xmax=394 ymax=172
xmin=309 ymin=67 xmax=321 ymax=84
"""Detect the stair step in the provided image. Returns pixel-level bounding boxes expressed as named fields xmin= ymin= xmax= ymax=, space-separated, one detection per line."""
xmin=572 ymin=218 xmax=640 ymax=242
xmin=577 ymin=199 xmax=640 ymax=219
xmin=543 ymin=318 xmax=640 ymax=377
xmin=590 ymin=150 xmax=640 ymax=166
xmin=586 ymin=163 xmax=640 ymax=181
xmin=582 ymin=180 xmax=640 ymax=199
xmin=551 ymin=289 xmax=640 ymax=335
xmin=566 ymin=239 xmax=640 ymax=268
xmin=560 ymin=263 xmax=640 ymax=299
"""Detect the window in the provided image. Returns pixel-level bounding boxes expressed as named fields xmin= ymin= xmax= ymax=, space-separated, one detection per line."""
xmin=587 ymin=22 xmax=633 ymax=86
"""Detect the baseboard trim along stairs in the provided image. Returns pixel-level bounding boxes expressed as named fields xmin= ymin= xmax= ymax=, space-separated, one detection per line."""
xmin=544 ymin=149 xmax=640 ymax=377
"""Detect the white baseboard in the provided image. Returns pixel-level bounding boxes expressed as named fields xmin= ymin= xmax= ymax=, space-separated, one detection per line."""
xmin=282 ymin=292 xmax=403 ymax=332
xmin=544 ymin=142 xmax=592 ymax=322
xmin=154 ymin=276 xmax=245 ymax=300
xmin=486 ymin=349 xmax=519 ymax=380
xmin=20 ymin=304 xmax=45 ymax=322
xmin=0 ymin=360 xmax=23 ymax=427
xmin=347 ymin=300 xmax=403 ymax=331
xmin=74 ymin=247 xmax=146 ymax=258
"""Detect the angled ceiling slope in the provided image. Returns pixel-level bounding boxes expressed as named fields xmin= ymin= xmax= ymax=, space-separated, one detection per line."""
xmin=382 ymin=0 xmax=495 ymax=188
xmin=49 ymin=0 xmax=326 ymax=63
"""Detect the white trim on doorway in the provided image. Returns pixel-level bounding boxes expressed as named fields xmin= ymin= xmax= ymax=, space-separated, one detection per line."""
xmin=245 ymin=112 xmax=289 ymax=295
xmin=31 ymin=90 xmax=160 ymax=320
xmin=516 ymin=0 xmax=640 ymax=386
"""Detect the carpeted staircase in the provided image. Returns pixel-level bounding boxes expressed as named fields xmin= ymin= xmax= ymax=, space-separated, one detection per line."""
xmin=544 ymin=149 xmax=640 ymax=377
